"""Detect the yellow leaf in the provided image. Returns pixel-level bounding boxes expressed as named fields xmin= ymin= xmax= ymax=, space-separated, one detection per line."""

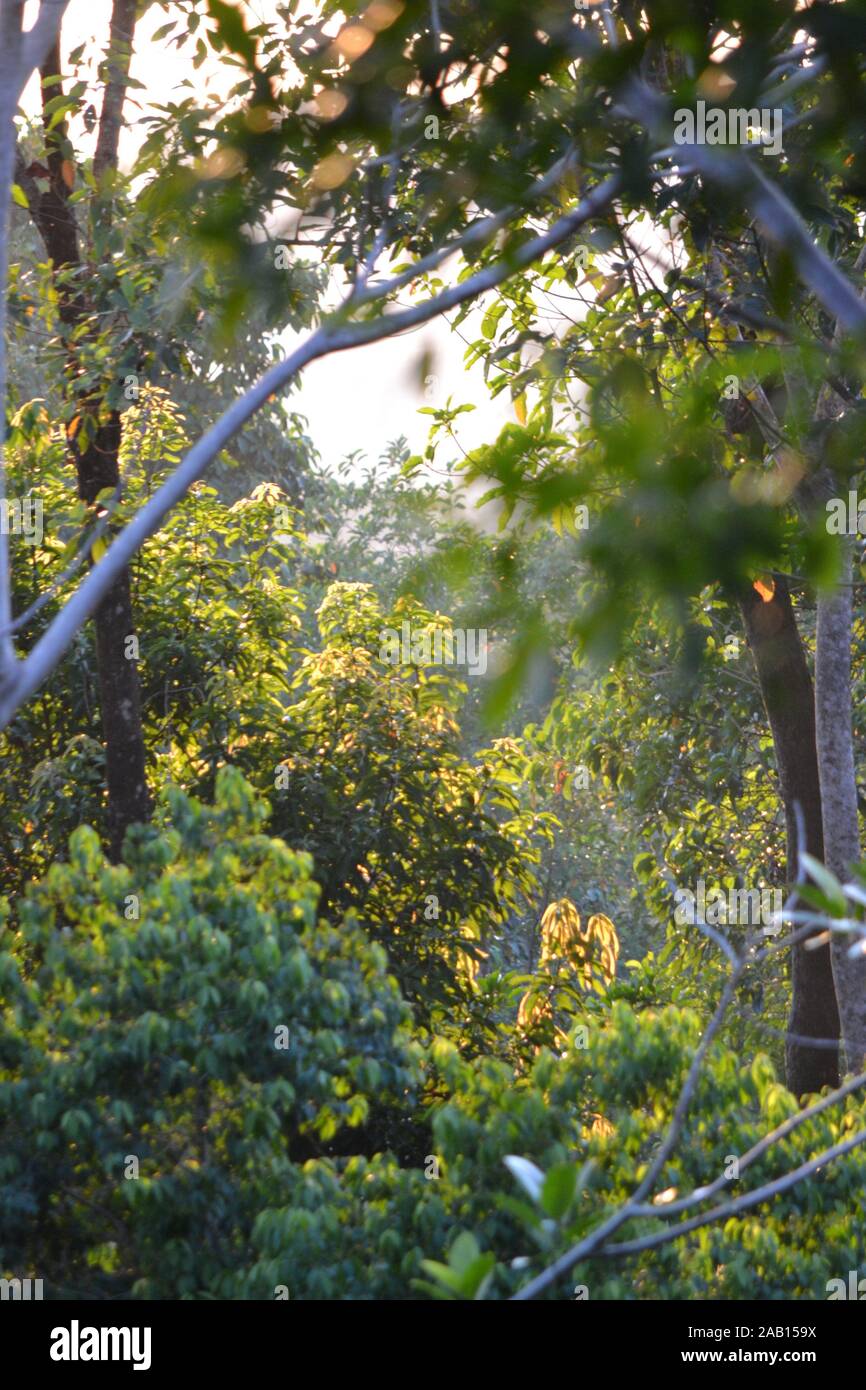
xmin=518 ymin=987 xmax=550 ymax=1031
xmin=589 ymin=1113 xmax=615 ymax=1139
xmin=753 ymin=575 xmax=775 ymax=603
xmin=539 ymin=898 xmax=583 ymax=965
xmin=653 ymin=1186 xmax=678 ymax=1206
xmin=514 ymin=394 xmax=526 ymax=424
xmin=596 ymin=274 xmax=623 ymax=304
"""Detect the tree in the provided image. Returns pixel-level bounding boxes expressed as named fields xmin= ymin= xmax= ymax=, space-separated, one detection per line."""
xmin=0 ymin=767 xmax=417 ymax=1298
xmin=3 ymin=1 xmax=866 ymax=1081
xmin=14 ymin=2 xmax=149 ymax=857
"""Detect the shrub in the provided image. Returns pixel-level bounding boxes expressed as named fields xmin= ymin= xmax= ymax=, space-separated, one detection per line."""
xmin=0 ymin=768 xmax=416 ymax=1299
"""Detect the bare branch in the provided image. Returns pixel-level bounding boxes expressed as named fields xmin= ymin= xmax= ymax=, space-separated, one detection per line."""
xmin=601 ymin=1125 xmax=866 ymax=1259
xmin=0 ymin=485 xmax=121 ymax=637
xmin=511 ymin=805 xmax=815 ymax=1300
xmin=511 ymin=964 xmax=746 ymax=1300
xmin=0 ymin=172 xmax=621 ymax=726
xmin=628 ymin=1065 xmax=866 ymax=1220
xmin=353 ymin=145 xmax=584 ymax=308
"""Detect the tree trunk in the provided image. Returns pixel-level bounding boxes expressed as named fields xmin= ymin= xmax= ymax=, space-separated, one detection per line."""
xmin=740 ymin=574 xmax=840 ymax=1094
xmin=815 ymin=537 xmax=866 ymax=1073
xmin=19 ymin=14 xmax=149 ymax=859
xmin=80 ymin=416 xmax=150 ymax=857
xmin=0 ymin=14 xmax=20 ymax=680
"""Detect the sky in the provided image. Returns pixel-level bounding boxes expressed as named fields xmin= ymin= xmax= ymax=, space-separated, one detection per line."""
xmin=282 ymin=303 xmax=515 ymax=469
xmin=19 ymin=0 xmax=517 ymax=472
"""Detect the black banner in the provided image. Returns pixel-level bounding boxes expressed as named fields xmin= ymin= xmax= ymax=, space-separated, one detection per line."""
xmin=2 ymin=1296 xmax=860 ymax=1376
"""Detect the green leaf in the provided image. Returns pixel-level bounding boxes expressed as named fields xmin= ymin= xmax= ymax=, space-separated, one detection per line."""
xmin=418 ymin=1259 xmax=465 ymax=1295
xmin=800 ymin=853 xmax=847 ymax=914
xmin=463 ymin=1253 xmax=496 ymax=1300
xmin=449 ymin=1231 xmax=480 ymax=1275
xmin=541 ymin=1163 xmax=577 ymax=1220
xmin=206 ymin=0 xmax=256 ymax=65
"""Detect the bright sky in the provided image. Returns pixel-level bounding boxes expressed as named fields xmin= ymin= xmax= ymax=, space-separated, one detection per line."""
xmin=19 ymin=0 xmax=516 ymax=471
xmin=285 ymin=305 xmax=515 ymax=468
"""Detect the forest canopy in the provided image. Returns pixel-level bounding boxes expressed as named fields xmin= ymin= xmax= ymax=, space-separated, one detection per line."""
xmin=3 ymin=0 xmax=866 ymax=1320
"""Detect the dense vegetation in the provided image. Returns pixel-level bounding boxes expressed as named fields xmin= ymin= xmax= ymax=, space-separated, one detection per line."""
xmin=3 ymin=0 xmax=866 ymax=1303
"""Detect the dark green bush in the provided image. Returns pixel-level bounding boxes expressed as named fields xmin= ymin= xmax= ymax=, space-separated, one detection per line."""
xmin=0 ymin=767 xmax=416 ymax=1299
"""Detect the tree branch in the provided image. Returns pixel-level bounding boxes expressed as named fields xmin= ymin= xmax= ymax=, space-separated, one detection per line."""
xmin=600 ymin=1125 xmax=866 ymax=1259
xmin=0 ymin=172 xmax=622 ymax=726
xmin=93 ymin=0 xmax=136 ymax=184
xmin=511 ymin=963 xmax=746 ymax=1300
xmin=18 ymin=0 xmax=69 ymax=101
xmin=512 ymin=937 xmax=866 ymax=1291
xmin=676 ymin=148 xmax=866 ymax=337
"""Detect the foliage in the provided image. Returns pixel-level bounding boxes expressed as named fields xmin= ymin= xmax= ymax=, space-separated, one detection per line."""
xmin=0 ymin=768 xmax=416 ymax=1299
xmin=415 ymin=1002 xmax=866 ymax=1301
xmin=0 ymin=389 xmax=309 ymax=894
xmin=238 ymin=579 xmax=552 ymax=1031
xmin=4 ymin=785 xmax=864 ymax=1302
xmin=5 ymin=0 xmax=866 ymax=1307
